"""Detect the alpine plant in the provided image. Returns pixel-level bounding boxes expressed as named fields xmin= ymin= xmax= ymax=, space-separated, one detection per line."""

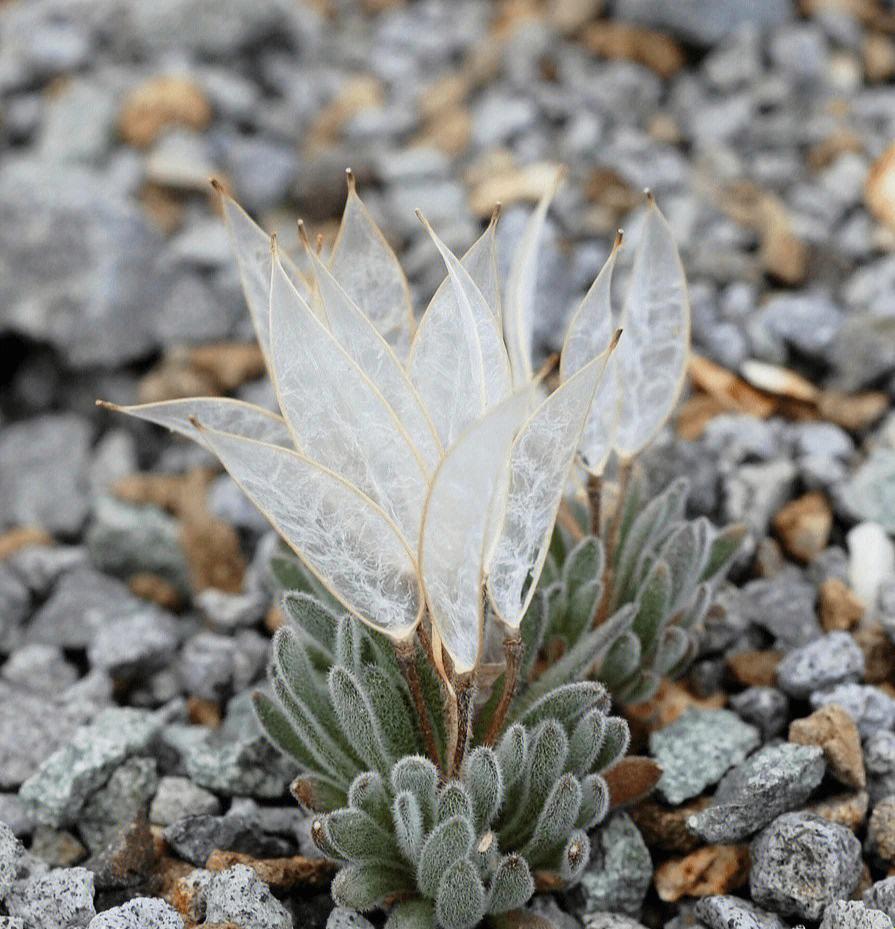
xmin=100 ymin=169 xmax=740 ymax=927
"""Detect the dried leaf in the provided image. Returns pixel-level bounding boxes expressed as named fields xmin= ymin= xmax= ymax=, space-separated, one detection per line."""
xmin=504 ymin=172 xmax=562 ymax=388
xmin=98 ymin=397 xmax=293 ymax=448
xmin=195 ymin=424 xmax=422 ymax=640
xmin=614 ymin=195 xmax=690 ymax=458
xmin=305 ymin=243 xmax=442 ymax=469
xmin=488 ymin=346 xmax=615 ymax=629
xmin=420 ymin=389 xmax=533 ymax=674
xmin=270 ymin=252 xmax=429 ymax=546
xmin=329 ymin=173 xmax=415 ymax=356
xmin=561 ymin=232 xmax=622 ymax=475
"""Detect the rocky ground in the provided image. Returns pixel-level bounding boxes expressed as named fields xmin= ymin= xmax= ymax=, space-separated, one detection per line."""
xmin=2 ymin=0 xmax=895 ymax=926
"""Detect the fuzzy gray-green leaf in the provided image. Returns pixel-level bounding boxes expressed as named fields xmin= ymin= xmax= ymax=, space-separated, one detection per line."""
xmin=464 ymin=746 xmax=503 ymax=832
xmin=417 ymin=816 xmax=474 ymax=899
xmin=331 ymin=862 xmax=414 ymax=911
xmin=329 ymin=666 xmax=390 ymax=774
xmin=576 ymin=773 xmax=610 ymax=829
xmin=487 ymin=853 xmax=535 ymax=914
xmin=393 ymin=790 xmax=425 ymax=864
xmin=392 ymin=756 xmax=438 ymax=833
xmin=523 ymin=772 xmax=582 ymax=865
xmin=435 ymin=858 xmax=486 ymax=929
xmin=591 ymin=716 xmax=630 ymax=772
xmin=326 ymin=807 xmax=399 ymax=861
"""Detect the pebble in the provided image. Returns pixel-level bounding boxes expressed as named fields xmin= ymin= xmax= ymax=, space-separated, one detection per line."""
xmin=789 ymin=704 xmax=865 ymax=788
xmin=688 ymin=743 xmax=825 ymax=842
xmin=5 ymin=544 xmax=88 ymax=597
xmin=0 ymin=821 xmax=23 ymax=898
xmin=149 ymin=776 xmax=221 ymax=826
xmin=195 ymin=587 xmax=268 ymax=633
xmin=864 ymin=877 xmax=895 ymax=920
xmin=164 ymin=813 xmax=290 ymax=867
xmin=19 ymin=707 xmax=161 ymax=827
xmin=0 ymin=566 xmax=29 ymax=650
xmin=810 ymin=684 xmax=895 ymax=739
xmin=87 ymin=897 xmax=184 ymax=928
xmin=749 ymin=812 xmax=863 ymax=920
xmin=574 ymin=813 xmax=652 ymax=919
xmin=820 ymin=901 xmax=892 ymax=929
xmin=202 ymin=863 xmax=292 ymax=929
xmin=729 ymin=687 xmax=789 ymax=740
xmin=864 ymin=732 xmax=895 ymax=804
xmin=87 ymin=607 xmax=180 ymax=680
xmin=6 ymin=867 xmax=96 ymax=929
xmin=694 ymin=895 xmax=788 ymax=929
xmin=0 ymin=414 xmax=92 ymax=535
xmin=776 ymin=632 xmax=865 ymax=699
xmin=650 ymin=709 xmax=761 ymax=805
xmin=723 ymin=460 xmax=797 ymax=538
xmin=78 ymin=757 xmax=158 ymax=853
xmin=867 ymin=797 xmax=895 ymax=865
xmin=326 ymin=910 xmax=375 ymax=929
xmin=741 ymin=576 xmax=821 ymax=649
xmin=847 ymin=522 xmax=895 ymax=610
xmin=1 ymin=644 xmax=78 ymax=695
xmin=86 ymin=496 xmax=190 ymax=594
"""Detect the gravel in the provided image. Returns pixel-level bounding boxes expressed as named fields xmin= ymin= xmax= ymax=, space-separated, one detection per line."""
xmin=203 ymin=864 xmax=292 ymax=929
xmin=695 ymin=895 xmax=788 ymax=929
xmin=749 ymin=813 xmax=863 ymax=920
xmin=776 ymin=632 xmax=865 ymax=698
xmin=650 ymin=709 xmax=761 ymax=805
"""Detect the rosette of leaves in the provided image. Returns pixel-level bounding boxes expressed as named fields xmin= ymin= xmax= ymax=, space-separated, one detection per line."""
xmin=528 ymin=471 xmax=745 ymax=705
xmin=254 ymin=591 xmax=630 ymax=929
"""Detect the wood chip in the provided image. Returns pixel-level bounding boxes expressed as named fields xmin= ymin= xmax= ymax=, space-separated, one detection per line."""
xmin=727 ymin=649 xmax=782 ymax=688
xmin=581 ymin=21 xmax=684 ymax=78
xmin=625 ymin=680 xmax=726 ymax=739
xmin=468 ymin=161 xmax=564 ymax=217
xmin=675 ymin=394 xmax=730 ymax=441
xmin=808 ymin=789 xmax=869 ymax=831
xmin=128 ymin=572 xmax=182 ymax=611
xmin=864 ymin=32 xmax=895 ymax=81
xmin=654 ymin=845 xmax=750 ymax=902
xmin=631 ymin=797 xmax=710 ymax=854
xmin=205 ymin=850 xmax=336 ymax=889
xmin=604 ymin=756 xmax=663 ymax=809
xmin=854 ymin=624 xmax=895 ymax=685
xmin=688 ymin=354 xmax=777 ymax=419
xmin=187 ymin=696 xmax=222 ymax=729
xmin=817 ymin=389 xmax=889 ymax=431
xmin=741 ymin=359 xmax=819 ymax=403
xmin=0 ymin=527 xmax=53 ymax=560
xmin=820 ymin=578 xmax=865 ymax=632
xmin=138 ymin=343 xmax=265 ymax=404
xmin=305 ymin=75 xmax=384 ymax=154
xmin=119 ymin=75 xmax=212 ymax=149
xmin=790 ymin=704 xmax=866 ymax=789
xmin=866 ymin=142 xmax=895 ymax=230
xmin=772 ymin=491 xmax=833 ymax=563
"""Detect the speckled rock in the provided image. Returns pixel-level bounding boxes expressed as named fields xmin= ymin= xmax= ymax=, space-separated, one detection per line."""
xmin=87 ymin=897 xmax=184 ymax=928
xmin=789 ymin=705 xmax=865 ymax=788
xmin=776 ymin=632 xmax=865 ymax=698
xmin=688 ymin=743 xmax=825 ymax=842
xmin=78 ymin=757 xmax=158 ymax=852
xmin=326 ymin=909 xmax=375 ymax=929
xmin=574 ymin=813 xmax=652 ymax=919
xmin=203 ymin=864 xmax=292 ymax=929
xmin=149 ymin=776 xmax=221 ymax=826
xmin=695 ymin=895 xmax=788 ymax=929
xmin=865 ymin=732 xmax=895 ymax=804
xmin=867 ymin=797 xmax=895 ymax=865
xmin=19 ymin=708 xmax=161 ymax=827
xmin=729 ymin=687 xmax=789 ymax=740
xmin=0 ymin=821 xmax=23 ymax=898
xmin=750 ymin=813 xmax=863 ymax=920
xmin=650 ymin=709 xmax=761 ymax=805
xmin=6 ymin=866 xmax=96 ymax=929
xmin=819 ymin=901 xmax=891 ymax=929
xmin=810 ymin=684 xmax=895 ymax=739
xmin=864 ymin=877 xmax=895 ymax=920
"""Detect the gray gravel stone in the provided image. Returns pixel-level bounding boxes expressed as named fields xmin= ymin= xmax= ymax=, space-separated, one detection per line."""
xmin=0 ymin=160 xmax=167 ymax=369
xmin=0 ymin=821 xmax=23 ymax=898
xmin=78 ymin=757 xmax=158 ymax=853
xmin=729 ymin=687 xmax=789 ymax=740
xmin=6 ymin=866 xmax=96 ymax=929
xmin=87 ymin=897 xmax=184 ymax=928
xmin=741 ymin=575 xmax=821 ymax=649
xmin=810 ymin=684 xmax=895 ymax=738
xmin=203 ymin=863 xmax=292 ymax=929
xmin=723 ymin=460 xmax=797 ymax=538
xmin=581 ymin=915 xmax=645 ymax=929
xmin=0 ymin=684 xmax=82 ymax=788
xmin=841 ymin=449 xmax=895 ymax=533
xmin=195 ymin=588 xmax=267 ymax=633
xmin=820 ymin=901 xmax=891 ymax=929
xmin=1 ymin=644 xmax=78 ymax=695
xmin=86 ymin=496 xmax=190 ymax=594
xmin=19 ymin=707 xmax=161 ymax=827
xmin=0 ymin=566 xmax=29 ymax=650
xmin=864 ymin=877 xmax=895 ymax=920
xmin=164 ymin=812 xmax=290 ymax=866
xmin=5 ymin=544 xmax=88 ymax=597
xmin=0 ymin=414 xmax=92 ymax=535
xmin=688 ymin=743 xmax=825 ymax=842
xmin=87 ymin=607 xmax=180 ymax=680
xmin=574 ymin=813 xmax=652 ymax=919
xmin=27 ymin=567 xmax=144 ymax=649
xmin=750 ymin=812 xmax=863 ymax=920
xmin=0 ymin=794 xmax=35 ymax=838
xmin=650 ymin=709 xmax=761 ymax=805
xmin=695 ymin=895 xmax=788 ymax=929
xmin=149 ymin=776 xmax=221 ymax=826
xmin=776 ymin=632 xmax=865 ymax=698
xmin=178 ymin=631 xmax=237 ymax=701
xmin=326 ymin=910 xmax=375 ymax=929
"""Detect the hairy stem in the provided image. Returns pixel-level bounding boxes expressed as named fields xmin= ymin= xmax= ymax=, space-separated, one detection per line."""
xmin=395 ymin=639 xmax=441 ymax=768
xmin=483 ymin=632 xmax=524 ymax=746
xmin=595 ymin=458 xmax=632 ymax=625
xmin=586 ymin=473 xmax=602 ymax=537
xmin=450 ymin=671 xmax=476 ymax=777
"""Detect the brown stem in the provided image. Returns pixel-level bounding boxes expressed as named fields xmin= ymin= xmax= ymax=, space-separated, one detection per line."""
xmin=586 ymin=473 xmax=602 ymax=538
xmin=450 ymin=671 xmax=476 ymax=777
xmin=396 ymin=640 xmax=441 ymax=768
xmin=483 ymin=633 xmax=524 ymax=747
xmin=595 ymin=459 xmax=632 ymax=626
